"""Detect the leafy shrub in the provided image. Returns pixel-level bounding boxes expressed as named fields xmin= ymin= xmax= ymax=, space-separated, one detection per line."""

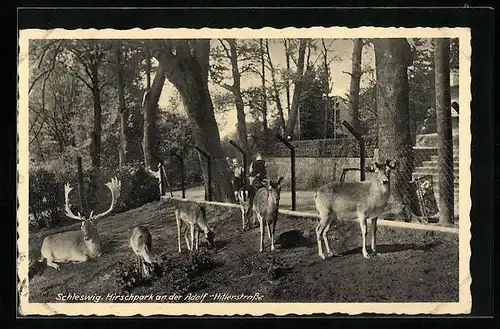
xmin=84 ymin=164 xmax=160 ymax=215
xmin=29 ymin=163 xmax=161 ymax=229
xmin=28 ymin=168 xmax=63 ymax=229
xmin=113 ymin=260 xmax=163 ymax=292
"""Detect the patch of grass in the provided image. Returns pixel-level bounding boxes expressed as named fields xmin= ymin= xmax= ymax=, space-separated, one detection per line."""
xmin=257 ymin=254 xmax=292 ymax=281
xmin=161 ymin=250 xmax=219 ymax=295
xmin=112 ymin=260 xmax=162 ymax=292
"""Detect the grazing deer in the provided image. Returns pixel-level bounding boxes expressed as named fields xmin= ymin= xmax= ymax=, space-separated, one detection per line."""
xmin=236 ymin=184 xmax=256 ymax=231
xmin=175 ymin=201 xmax=215 ymax=252
xmin=38 ymin=178 xmax=121 ymax=270
xmin=313 ymin=160 xmax=398 ymax=260
xmin=252 ymin=177 xmax=284 ymax=252
xmin=129 ymin=226 xmax=155 ymax=278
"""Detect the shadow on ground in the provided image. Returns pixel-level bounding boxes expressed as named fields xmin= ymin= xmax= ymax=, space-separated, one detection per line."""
xmin=342 ymin=240 xmax=443 ymax=256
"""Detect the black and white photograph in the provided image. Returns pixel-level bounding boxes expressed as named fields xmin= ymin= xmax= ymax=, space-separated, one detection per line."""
xmin=17 ymin=26 xmax=471 ymax=316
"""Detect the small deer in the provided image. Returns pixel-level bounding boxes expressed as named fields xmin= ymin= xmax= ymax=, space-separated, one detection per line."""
xmin=129 ymin=226 xmax=155 ymax=278
xmin=236 ymin=184 xmax=256 ymax=231
xmin=252 ymin=177 xmax=284 ymax=252
xmin=175 ymin=201 xmax=215 ymax=252
xmin=38 ymin=178 xmax=121 ymax=270
xmin=313 ymin=160 xmax=398 ymax=260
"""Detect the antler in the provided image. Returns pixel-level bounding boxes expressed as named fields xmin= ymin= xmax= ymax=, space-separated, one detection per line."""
xmin=93 ymin=177 xmax=122 ymax=220
xmin=64 ymin=182 xmax=83 ymax=221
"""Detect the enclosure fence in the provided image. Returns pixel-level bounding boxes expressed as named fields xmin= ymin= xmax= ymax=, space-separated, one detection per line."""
xmin=161 ymin=135 xmax=459 ymax=227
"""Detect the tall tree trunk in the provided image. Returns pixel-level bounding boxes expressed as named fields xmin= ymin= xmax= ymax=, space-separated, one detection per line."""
xmin=153 ymin=40 xmax=235 ymax=202
xmin=90 ymin=70 xmax=102 ymax=169
xmin=286 ymin=39 xmax=307 ymax=138
xmin=115 ymin=42 xmax=128 ymax=169
xmin=347 ymin=38 xmax=363 ymax=132
xmin=226 ymin=39 xmax=250 ymax=153
xmin=142 ymin=63 xmax=165 ymax=170
xmin=374 ymin=39 xmax=416 ymax=220
xmin=259 ymin=39 xmax=269 ymax=139
xmin=321 ymin=39 xmax=331 ymax=139
xmin=266 ymin=39 xmax=286 ymax=134
xmin=284 ymin=39 xmax=291 ymax=117
xmin=145 ymin=43 xmax=151 ymax=89
xmin=434 ymin=38 xmax=454 ymax=225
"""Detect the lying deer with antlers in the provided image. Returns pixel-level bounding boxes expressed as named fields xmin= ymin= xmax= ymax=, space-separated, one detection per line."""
xmin=38 ymin=178 xmax=121 ymax=271
xmin=130 ymin=226 xmax=156 ymax=278
xmin=175 ymin=201 xmax=215 ymax=252
xmin=314 ymin=160 xmax=398 ymax=260
xmin=252 ymin=177 xmax=284 ymax=252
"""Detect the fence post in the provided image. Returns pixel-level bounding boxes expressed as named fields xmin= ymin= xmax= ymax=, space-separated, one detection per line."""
xmin=275 ymin=134 xmax=296 ymax=211
xmin=194 ymin=146 xmax=212 ymax=201
xmin=228 ymin=140 xmax=248 ymax=184
xmin=169 ymin=149 xmax=186 ymax=199
xmin=342 ymin=120 xmax=366 ymax=181
xmin=157 ymin=162 xmax=164 ymax=196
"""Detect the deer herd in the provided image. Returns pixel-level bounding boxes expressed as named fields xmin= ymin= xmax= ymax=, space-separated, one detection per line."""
xmin=37 ymin=159 xmax=398 ymax=278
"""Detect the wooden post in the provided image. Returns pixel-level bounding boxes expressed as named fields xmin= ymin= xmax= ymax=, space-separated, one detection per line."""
xmin=434 ymin=38 xmax=454 ymax=225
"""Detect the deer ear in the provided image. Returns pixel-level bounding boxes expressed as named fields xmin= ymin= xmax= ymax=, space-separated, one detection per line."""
xmin=387 ymin=160 xmax=398 ymax=169
xmin=365 ymin=165 xmax=375 ymax=172
xmin=277 ymin=177 xmax=284 ymax=185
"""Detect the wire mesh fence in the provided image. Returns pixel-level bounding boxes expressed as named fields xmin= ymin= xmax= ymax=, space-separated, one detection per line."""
xmin=163 ymin=136 xmax=459 ymax=225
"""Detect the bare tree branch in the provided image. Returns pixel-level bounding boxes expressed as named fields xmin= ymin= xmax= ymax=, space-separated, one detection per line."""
xmin=218 ymin=39 xmax=231 ymax=59
xmin=29 ymin=43 xmax=62 ymax=93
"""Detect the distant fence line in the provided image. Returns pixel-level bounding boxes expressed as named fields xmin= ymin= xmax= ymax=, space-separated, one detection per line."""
xmin=264 ymin=135 xmax=378 ymax=158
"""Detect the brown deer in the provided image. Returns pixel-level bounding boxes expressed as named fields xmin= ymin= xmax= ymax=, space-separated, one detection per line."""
xmin=313 ymin=160 xmax=398 ymax=260
xmin=252 ymin=177 xmax=284 ymax=252
xmin=236 ymin=184 xmax=256 ymax=231
xmin=175 ymin=201 xmax=215 ymax=252
xmin=129 ymin=226 xmax=156 ymax=278
xmin=38 ymin=178 xmax=121 ymax=270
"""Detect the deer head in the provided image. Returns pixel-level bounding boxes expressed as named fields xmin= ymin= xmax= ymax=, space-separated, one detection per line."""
xmin=64 ymin=177 xmax=121 ymax=240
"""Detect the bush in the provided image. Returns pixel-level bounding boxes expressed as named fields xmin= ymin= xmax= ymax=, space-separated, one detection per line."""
xmin=28 ymin=163 xmax=161 ymax=230
xmin=28 ymin=168 xmax=63 ymax=229
xmin=84 ymin=164 xmax=160 ymax=215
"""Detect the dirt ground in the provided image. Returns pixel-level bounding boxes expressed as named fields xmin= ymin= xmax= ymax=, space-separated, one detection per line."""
xmin=27 ymin=199 xmax=458 ymax=303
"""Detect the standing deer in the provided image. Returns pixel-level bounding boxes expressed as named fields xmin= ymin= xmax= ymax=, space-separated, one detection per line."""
xmin=129 ymin=226 xmax=155 ymax=278
xmin=38 ymin=177 xmax=121 ymax=270
xmin=236 ymin=184 xmax=256 ymax=231
xmin=313 ymin=160 xmax=398 ymax=260
xmin=252 ymin=177 xmax=284 ymax=252
xmin=175 ymin=201 xmax=215 ymax=252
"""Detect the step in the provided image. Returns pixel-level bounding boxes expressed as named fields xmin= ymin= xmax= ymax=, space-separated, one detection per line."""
xmin=413 ymin=167 xmax=459 ymax=176
xmin=411 ymin=174 xmax=460 ymax=188
xmin=430 ymin=155 xmax=460 ymax=163
xmin=421 ymin=160 xmax=459 ymax=168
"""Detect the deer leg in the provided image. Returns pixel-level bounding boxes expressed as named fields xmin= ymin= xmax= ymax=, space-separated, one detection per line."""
xmin=72 ymin=253 xmax=89 ymax=263
xmin=195 ymin=230 xmax=199 ymax=250
xmin=322 ymin=221 xmax=332 ymax=257
xmin=176 ymin=212 xmax=182 ymax=253
xmin=190 ymin=225 xmax=195 ymax=252
xmin=316 ymin=214 xmax=329 ymax=260
xmin=371 ymin=217 xmax=378 ymax=255
xmin=241 ymin=205 xmax=246 ymax=231
xmin=266 ymin=221 xmax=275 ymax=251
xmin=358 ymin=214 xmax=370 ymax=259
xmin=271 ymin=219 xmax=277 ymax=252
xmin=259 ymin=216 xmax=264 ymax=252
xmin=46 ymin=255 xmax=60 ymax=271
xmin=184 ymin=229 xmax=191 ymax=251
